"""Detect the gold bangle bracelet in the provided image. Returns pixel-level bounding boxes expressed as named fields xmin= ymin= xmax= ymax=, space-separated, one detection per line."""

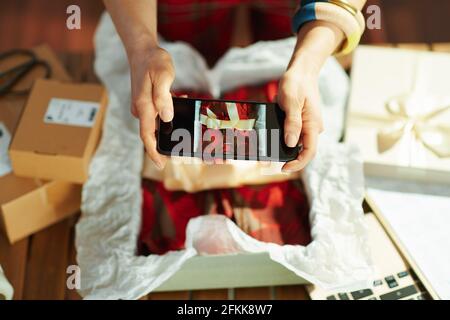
xmin=327 ymin=0 xmax=358 ymax=16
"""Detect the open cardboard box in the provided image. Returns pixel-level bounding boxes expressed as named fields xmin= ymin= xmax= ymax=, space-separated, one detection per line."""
xmin=0 ymin=176 xmax=81 ymax=244
xmin=77 ymin=18 xmax=373 ymax=297
xmin=0 ymin=45 xmax=82 ymax=243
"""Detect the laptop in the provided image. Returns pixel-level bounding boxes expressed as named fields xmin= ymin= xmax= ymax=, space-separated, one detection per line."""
xmin=307 ymin=213 xmax=431 ymax=300
xmin=366 ymin=188 xmax=450 ymax=300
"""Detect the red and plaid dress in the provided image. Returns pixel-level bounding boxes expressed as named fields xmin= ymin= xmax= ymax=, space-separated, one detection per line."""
xmin=158 ymin=0 xmax=298 ymax=65
xmin=140 ymin=1 xmax=312 ymax=255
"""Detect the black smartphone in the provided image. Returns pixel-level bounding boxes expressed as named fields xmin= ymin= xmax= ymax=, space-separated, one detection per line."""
xmin=157 ymin=97 xmax=299 ymax=162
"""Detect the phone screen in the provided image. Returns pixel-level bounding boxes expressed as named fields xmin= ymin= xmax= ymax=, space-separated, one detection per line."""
xmin=157 ymin=97 xmax=299 ymax=162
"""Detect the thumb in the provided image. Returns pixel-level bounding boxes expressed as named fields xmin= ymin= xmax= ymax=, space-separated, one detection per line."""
xmin=152 ymin=70 xmax=175 ymax=122
xmin=279 ymin=93 xmax=303 ymax=148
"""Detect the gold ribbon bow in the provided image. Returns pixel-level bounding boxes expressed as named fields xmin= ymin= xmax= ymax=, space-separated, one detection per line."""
xmin=200 ymin=103 xmax=256 ymax=130
xmin=377 ymin=94 xmax=450 ymax=158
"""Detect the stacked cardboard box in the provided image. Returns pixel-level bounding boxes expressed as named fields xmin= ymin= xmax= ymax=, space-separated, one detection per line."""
xmin=0 ymin=45 xmax=107 ymax=243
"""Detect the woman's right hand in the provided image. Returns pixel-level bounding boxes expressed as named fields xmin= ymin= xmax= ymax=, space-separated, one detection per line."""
xmin=129 ymin=46 xmax=175 ymax=169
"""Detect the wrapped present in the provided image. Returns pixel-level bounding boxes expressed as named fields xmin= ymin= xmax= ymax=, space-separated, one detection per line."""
xmin=195 ymin=100 xmax=266 ymax=158
xmin=346 ymin=45 xmax=450 ymax=183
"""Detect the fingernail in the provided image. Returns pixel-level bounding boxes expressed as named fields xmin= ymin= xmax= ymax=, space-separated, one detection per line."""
xmin=285 ymin=133 xmax=297 ymax=147
xmin=161 ymin=109 xmax=173 ymax=122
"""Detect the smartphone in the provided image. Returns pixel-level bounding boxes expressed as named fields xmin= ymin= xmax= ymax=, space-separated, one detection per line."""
xmin=157 ymin=97 xmax=299 ymax=162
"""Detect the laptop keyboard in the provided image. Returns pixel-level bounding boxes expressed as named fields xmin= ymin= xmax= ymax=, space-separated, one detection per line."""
xmin=325 ymin=269 xmax=431 ymax=300
xmin=307 ymin=214 xmax=434 ymax=301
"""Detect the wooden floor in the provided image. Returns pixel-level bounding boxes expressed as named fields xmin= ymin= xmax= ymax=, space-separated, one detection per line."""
xmin=0 ymin=0 xmax=104 ymax=52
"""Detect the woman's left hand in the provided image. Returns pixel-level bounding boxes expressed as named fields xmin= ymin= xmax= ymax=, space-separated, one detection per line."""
xmin=277 ymin=19 xmax=346 ymax=172
xmin=278 ymin=66 xmax=323 ymax=173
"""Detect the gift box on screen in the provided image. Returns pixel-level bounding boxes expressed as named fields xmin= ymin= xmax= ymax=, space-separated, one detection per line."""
xmin=345 ymin=45 xmax=450 ymax=183
xmin=195 ymin=100 xmax=267 ymax=159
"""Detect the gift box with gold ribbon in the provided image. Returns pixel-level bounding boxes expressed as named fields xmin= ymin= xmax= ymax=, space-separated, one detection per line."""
xmin=345 ymin=45 xmax=450 ymax=183
xmin=195 ymin=100 xmax=266 ymax=158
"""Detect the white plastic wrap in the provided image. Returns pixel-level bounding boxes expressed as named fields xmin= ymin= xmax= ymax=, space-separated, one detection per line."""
xmin=75 ymin=13 xmax=373 ymax=299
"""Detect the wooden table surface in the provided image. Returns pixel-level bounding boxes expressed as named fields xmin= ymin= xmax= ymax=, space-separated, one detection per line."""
xmin=1 ymin=43 xmax=449 ymax=300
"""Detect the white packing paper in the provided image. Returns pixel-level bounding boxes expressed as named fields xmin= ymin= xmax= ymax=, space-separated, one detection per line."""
xmin=0 ymin=122 xmax=12 ymax=177
xmin=0 ymin=266 xmax=13 ymax=300
xmin=75 ymin=13 xmax=374 ymax=299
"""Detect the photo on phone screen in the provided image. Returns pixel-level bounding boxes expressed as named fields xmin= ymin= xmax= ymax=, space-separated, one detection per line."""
xmin=157 ymin=97 xmax=299 ymax=162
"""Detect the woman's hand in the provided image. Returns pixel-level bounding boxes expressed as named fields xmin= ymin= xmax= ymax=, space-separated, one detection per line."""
xmin=279 ymin=20 xmax=345 ymax=172
xmin=278 ymin=64 xmax=323 ymax=172
xmin=103 ymin=0 xmax=171 ymax=168
xmin=129 ymin=46 xmax=175 ymax=169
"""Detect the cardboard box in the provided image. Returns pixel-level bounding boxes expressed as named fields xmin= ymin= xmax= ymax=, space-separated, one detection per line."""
xmin=0 ymin=44 xmax=81 ymax=243
xmin=0 ymin=177 xmax=81 ymax=244
xmin=9 ymin=79 xmax=107 ymax=183
xmin=345 ymin=45 xmax=450 ymax=184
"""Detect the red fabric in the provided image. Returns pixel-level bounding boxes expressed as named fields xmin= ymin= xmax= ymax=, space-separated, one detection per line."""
xmin=157 ymin=0 xmax=297 ymax=64
xmin=140 ymin=179 xmax=312 ymax=256
xmin=140 ymin=181 xmax=206 ymax=254
xmin=173 ymin=79 xmax=279 ymax=101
